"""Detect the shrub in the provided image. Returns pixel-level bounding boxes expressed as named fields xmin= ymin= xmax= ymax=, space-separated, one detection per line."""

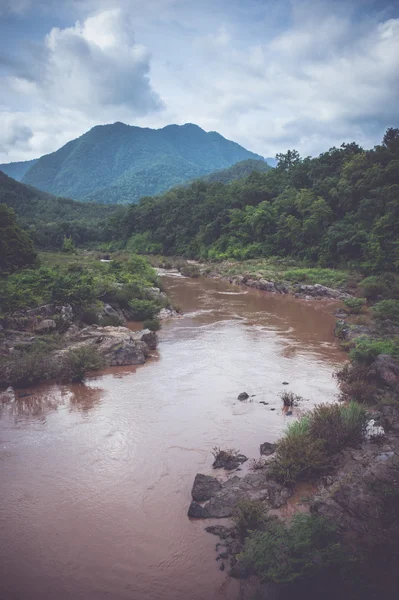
xmin=240 ymin=514 xmax=347 ymax=585
xmin=179 ymin=262 xmax=200 ymax=278
xmin=232 ymin=499 xmax=269 ymax=539
xmin=62 ymin=346 xmax=104 ymax=382
xmin=80 ymin=309 xmax=100 ymax=325
xmin=268 ymin=419 xmax=329 ymax=485
xmin=372 ymin=300 xmax=399 ymax=324
xmin=101 ymin=314 xmax=123 ymax=327
xmin=349 ymin=337 xmax=399 ymax=364
xmin=359 ymin=276 xmax=389 ymax=301
xmin=0 ymin=348 xmax=58 ymax=388
xmin=343 ymin=297 xmax=366 ymax=314
xmin=309 ymin=402 xmax=367 ymax=454
xmin=128 ymin=298 xmax=159 ymax=320
xmin=143 ymin=318 xmax=161 ymax=331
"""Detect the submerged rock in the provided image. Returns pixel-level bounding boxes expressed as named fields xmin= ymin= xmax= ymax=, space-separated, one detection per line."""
xmin=237 ymin=392 xmax=249 ymax=401
xmin=191 ymin=474 xmax=222 ymax=502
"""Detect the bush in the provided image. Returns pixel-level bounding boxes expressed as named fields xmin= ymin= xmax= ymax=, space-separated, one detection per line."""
xmin=101 ymin=314 xmax=123 ymax=327
xmin=128 ymin=298 xmax=159 ymax=320
xmin=62 ymin=346 xmax=104 ymax=382
xmin=268 ymin=419 xmax=329 ymax=485
xmin=309 ymin=402 xmax=367 ymax=453
xmin=179 ymin=262 xmax=200 ymax=278
xmin=143 ymin=318 xmax=161 ymax=331
xmin=359 ymin=276 xmax=389 ymax=301
xmin=343 ymin=297 xmax=366 ymax=314
xmin=372 ymin=300 xmax=399 ymax=324
xmin=240 ymin=514 xmax=347 ymax=585
xmin=80 ymin=309 xmax=100 ymax=325
xmin=349 ymin=336 xmax=399 ymax=364
xmin=0 ymin=348 xmax=58 ymax=388
xmin=232 ymin=499 xmax=269 ymax=539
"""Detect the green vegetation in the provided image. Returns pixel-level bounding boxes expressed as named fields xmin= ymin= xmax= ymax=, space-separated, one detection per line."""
xmin=123 ymin=128 xmax=399 ymax=272
xmin=240 ymin=514 xmax=347 ymax=585
xmin=143 ymin=318 xmax=161 ymax=331
xmin=0 ymin=171 xmax=123 ymax=250
xmin=349 ymin=336 xmax=399 ymax=364
xmin=20 ymin=122 xmax=262 ymax=204
xmin=343 ymin=297 xmax=367 ymax=314
xmin=199 ymin=159 xmax=271 ymax=184
xmin=232 ymin=499 xmax=270 ymax=539
xmin=0 ymin=203 xmax=37 ymax=274
xmin=269 ymin=402 xmax=367 ymax=485
xmin=63 ymin=346 xmax=104 ymax=382
xmin=372 ymin=299 xmax=399 ymax=324
xmin=0 ymin=252 xmax=163 ymax=317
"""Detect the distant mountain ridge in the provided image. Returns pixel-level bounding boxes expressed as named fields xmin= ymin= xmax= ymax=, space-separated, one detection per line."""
xmin=0 ymin=159 xmax=38 ymax=181
xmin=11 ymin=122 xmax=264 ymax=204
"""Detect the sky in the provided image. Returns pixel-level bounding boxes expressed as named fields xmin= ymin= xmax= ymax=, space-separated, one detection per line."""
xmin=0 ymin=0 xmax=398 ymax=163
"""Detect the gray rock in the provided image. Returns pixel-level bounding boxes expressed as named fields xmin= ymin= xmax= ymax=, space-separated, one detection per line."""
xmin=213 ymin=451 xmax=248 ymax=470
xmin=187 ymin=501 xmax=209 ymax=518
xmin=368 ymin=354 xmax=399 ymax=389
xmin=260 ymin=442 xmax=276 ymax=456
xmin=191 ymin=474 xmax=222 ymax=502
xmin=237 ymin=392 xmax=249 ymax=401
xmin=103 ymin=304 xmax=126 ymax=324
xmin=34 ymin=319 xmax=57 ymax=333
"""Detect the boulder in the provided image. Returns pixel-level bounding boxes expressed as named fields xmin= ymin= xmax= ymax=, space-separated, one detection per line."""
xmin=188 ymin=501 xmax=209 ymax=518
xmin=191 ymin=474 xmax=222 ymax=502
xmin=157 ymin=307 xmax=179 ymax=320
xmin=102 ymin=304 xmax=126 ymax=325
xmin=237 ymin=392 xmax=249 ymax=401
xmin=260 ymin=442 xmax=276 ymax=456
xmin=34 ymin=319 xmax=57 ymax=333
xmin=138 ymin=330 xmax=158 ymax=351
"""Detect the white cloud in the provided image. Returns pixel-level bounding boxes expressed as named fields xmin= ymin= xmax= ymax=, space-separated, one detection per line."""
xmin=0 ymin=0 xmax=398 ymax=162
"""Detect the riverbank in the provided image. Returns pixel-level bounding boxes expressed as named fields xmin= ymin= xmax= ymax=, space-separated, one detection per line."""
xmin=0 ymin=251 xmax=178 ymax=389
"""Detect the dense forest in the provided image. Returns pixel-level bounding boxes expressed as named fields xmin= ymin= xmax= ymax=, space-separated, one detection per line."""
xmin=198 ymin=159 xmax=271 ymax=184
xmin=123 ymin=128 xmax=399 ymax=272
xmin=0 ymin=171 xmax=123 ymax=249
xmin=11 ymin=122 xmax=263 ymax=204
xmin=0 ymin=158 xmax=38 ymax=181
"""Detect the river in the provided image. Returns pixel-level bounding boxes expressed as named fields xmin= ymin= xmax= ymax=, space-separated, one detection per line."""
xmin=0 ymin=274 xmax=346 ymax=600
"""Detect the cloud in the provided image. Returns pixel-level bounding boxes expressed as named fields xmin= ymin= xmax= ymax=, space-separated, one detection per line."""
xmin=0 ymin=113 xmax=33 ymax=155
xmin=0 ymin=0 xmax=398 ymax=162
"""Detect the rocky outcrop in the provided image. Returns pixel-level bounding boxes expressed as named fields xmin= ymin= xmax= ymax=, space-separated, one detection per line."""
xmin=102 ymin=303 xmax=126 ymax=325
xmin=34 ymin=319 xmax=57 ymax=333
xmin=157 ymin=307 xmax=179 ymax=319
xmin=292 ymin=283 xmax=351 ymax=300
xmin=188 ymin=472 xmax=292 ymax=519
xmin=59 ymin=326 xmax=158 ymax=366
xmin=368 ymin=354 xmax=399 ymax=390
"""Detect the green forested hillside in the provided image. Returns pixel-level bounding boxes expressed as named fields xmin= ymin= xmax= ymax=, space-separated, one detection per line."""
xmin=20 ymin=122 xmax=263 ymax=204
xmin=0 ymin=159 xmax=38 ymax=182
xmin=124 ymin=128 xmax=399 ymax=272
xmin=198 ymin=159 xmax=271 ymax=184
xmin=0 ymin=170 xmax=123 ymax=249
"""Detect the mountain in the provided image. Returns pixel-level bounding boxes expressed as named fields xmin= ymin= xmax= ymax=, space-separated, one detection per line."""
xmin=266 ymin=157 xmax=278 ymax=168
xmin=0 ymin=158 xmax=38 ymax=181
xmin=20 ymin=122 xmax=263 ymax=204
xmin=0 ymin=170 xmax=121 ymax=249
xmin=199 ymin=159 xmax=271 ymax=184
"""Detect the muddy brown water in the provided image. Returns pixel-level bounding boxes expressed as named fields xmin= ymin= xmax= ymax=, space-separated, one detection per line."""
xmin=0 ymin=274 xmax=346 ymax=600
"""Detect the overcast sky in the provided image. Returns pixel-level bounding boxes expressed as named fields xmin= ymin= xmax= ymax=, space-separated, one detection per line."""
xmin=0 ymin=0 xmax=398 ymax=162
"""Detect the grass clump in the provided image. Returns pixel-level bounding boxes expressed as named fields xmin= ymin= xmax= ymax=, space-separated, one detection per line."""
xmin=283 ymin=268 xmax=349 ymax=288
xmin=269 ymin=402 xmax=367 ymax=485
xmin=232 ymin=499 xmax=269 ymax=539
xmin=240 ymin=513 xmax=347 ymax=585
xmin=280 ymin=391 xmax=304 ymax=407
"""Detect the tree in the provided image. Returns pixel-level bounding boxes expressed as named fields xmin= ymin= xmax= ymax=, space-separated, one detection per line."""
xmin=0 ymin=203 xmax=37 ymax=274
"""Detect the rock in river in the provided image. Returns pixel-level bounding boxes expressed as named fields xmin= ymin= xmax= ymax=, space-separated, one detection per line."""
xmin=237 ymin=392 xmax=249 ymax=400
xmin=212 ymin=451 xmax=248 ymax=470
xmin=191 ymin=474 xmax=222 ymax=502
